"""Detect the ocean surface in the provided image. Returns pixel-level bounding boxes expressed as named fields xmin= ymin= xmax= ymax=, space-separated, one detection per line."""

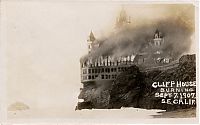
xmin=8 ymin=107 xmax=165 ymax=122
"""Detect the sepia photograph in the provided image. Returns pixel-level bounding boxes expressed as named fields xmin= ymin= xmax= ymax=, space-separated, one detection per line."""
xmin=0 ymin=0 xmax=198 ymax=124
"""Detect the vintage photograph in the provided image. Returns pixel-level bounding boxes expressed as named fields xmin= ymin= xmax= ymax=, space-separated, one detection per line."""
xmin=1 ymin=0 xmax=198 ymax=123
xmin=77 ymin=3 xmax=197 ymax=118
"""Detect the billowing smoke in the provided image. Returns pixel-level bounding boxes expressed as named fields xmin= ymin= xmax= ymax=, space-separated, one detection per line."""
xmin=81 ymin=17 xmax=194 ymax=62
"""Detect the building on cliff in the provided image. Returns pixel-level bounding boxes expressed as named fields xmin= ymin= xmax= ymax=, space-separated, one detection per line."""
xmin=80 ymin=9 xmax=174 ymax=83
xmin=81 ymin=30 xmax=174 ymax=83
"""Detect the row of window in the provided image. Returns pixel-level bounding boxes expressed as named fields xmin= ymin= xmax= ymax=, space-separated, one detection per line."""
xmin=81 ymin=74 xmax=117 ymax=80
xmin=82 ymin=75 xmax=98 ymax=80
xmin=101 ymin=74 xmax=117 ymax=79
xmin=82 ymin=67 xmax=129 ymax=74
xmin=81 ymin=61 xmax=135 ymax=68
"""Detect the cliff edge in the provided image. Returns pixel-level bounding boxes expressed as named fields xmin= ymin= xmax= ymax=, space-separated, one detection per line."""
xmin=77 ymin=54 xmax=196 ymax=111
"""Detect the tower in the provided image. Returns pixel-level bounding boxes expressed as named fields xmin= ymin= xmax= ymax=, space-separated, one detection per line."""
xmin=87 ymin=31 xmax=96 ymax=53
xmin=115 ymin=7 xmax=131 ymax=29
xmin=151 ymin=29 xmax=164 ymax=55
xmin=153 ymin=29 xmax=164 ymax=47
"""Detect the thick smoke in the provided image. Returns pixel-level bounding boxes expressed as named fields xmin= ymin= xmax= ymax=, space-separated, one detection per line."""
xmin=81 ymin=17 xmax=194 ymax=62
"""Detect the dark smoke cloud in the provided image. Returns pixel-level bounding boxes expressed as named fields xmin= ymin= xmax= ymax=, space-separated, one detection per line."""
xmin=81 ymin=17 xmax=194 ymax=62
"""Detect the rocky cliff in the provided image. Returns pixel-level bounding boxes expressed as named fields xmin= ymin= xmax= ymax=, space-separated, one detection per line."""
xmin=77 ymin=54 xmax=196 ymax=111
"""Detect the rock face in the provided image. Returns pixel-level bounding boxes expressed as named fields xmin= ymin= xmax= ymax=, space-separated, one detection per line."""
xmin=109 ymin=65 xmax=145 ymax=108
xmin=77 ymin=54 xmax=196 ymax=111
xmin=77 ymin=81 xmax=112 ymax=109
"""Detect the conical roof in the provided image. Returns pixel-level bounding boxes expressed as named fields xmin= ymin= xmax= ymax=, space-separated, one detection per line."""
xmin=89 ymin=31 xmax=96 ymax=41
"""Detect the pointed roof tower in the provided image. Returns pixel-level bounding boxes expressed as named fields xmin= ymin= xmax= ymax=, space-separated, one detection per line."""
xmin=119 ymin=7 xmax=127 ymax=23
xmin=155 ymin=29 xmax=159 ymax=34
xmin=89 ymin=31 xmax=96 ymax=42
xmin=116 ymin=7 xmax=131 ymax=28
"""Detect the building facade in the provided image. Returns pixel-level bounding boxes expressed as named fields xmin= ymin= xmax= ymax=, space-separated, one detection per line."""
xmin=81 ymin=9 xmax=173 ymax=83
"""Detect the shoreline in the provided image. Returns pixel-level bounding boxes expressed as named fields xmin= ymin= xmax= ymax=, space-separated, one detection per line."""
xmin=152 ymin=107 xmax=196 ymax=118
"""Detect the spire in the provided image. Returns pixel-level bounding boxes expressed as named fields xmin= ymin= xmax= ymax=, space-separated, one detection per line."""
xmin=116 ymin=7 xmax=130 ymax=28
xmin=155 ymin=29 xmax=159 ymax=34
xmin=119 ymin=7 xmax=127 ymax=22
xmin=89 ymin=31 xmax=96 ymax=42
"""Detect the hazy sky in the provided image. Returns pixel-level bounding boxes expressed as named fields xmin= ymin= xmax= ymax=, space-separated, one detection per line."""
xmin=2 ymin=1 xmax=195 ymax=119
xmin=6 ymin=1 xmax=118 ymax=109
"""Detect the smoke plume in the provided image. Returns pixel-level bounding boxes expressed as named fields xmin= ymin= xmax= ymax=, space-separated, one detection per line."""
xmin=81 ymin=17 xmax=194 ymax=62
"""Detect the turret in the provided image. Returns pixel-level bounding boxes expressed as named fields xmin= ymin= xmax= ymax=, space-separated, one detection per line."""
xmin=87 ymin=31 xmax=96 ymax=53
xmin=153 ymin=29 xmax=164 ymax=46
xmin=116 ymin=7 xmax=131 ymax=29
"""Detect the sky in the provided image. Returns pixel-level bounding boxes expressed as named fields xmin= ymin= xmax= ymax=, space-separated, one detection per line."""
xmin=1 ymin=0 xmax=196 ymax=119
xmin=5 ymin=1 xmax=118 ymax=109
